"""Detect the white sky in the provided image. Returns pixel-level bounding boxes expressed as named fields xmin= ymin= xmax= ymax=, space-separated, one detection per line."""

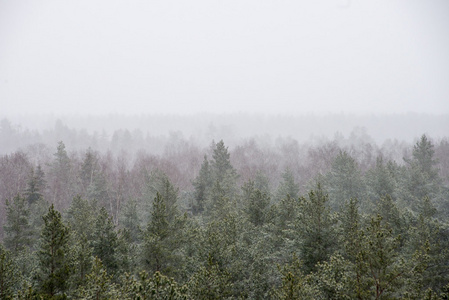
xmin=1 ymin=0 xmax=448 ymax=115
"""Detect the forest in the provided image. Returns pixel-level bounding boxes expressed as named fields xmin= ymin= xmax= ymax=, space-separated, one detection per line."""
xmin=1 ymin=118 xmax=449 ymax=299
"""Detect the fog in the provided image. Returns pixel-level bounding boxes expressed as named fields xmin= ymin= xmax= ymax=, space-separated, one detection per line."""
xmin=1 ymin=0 xmax=449 ymax=116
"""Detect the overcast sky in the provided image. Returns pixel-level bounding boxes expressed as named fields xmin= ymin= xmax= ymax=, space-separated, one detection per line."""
xmin=1 ymin=0 xmax=448 ymax=116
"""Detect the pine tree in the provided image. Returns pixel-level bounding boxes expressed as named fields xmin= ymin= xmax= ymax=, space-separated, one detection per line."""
xmin=243 ymin=181 xmax=270 ymax=226
xmin=70 ymin=232 xmax=93 ymax=289
xmin=24 ymin=165 xmax=46 ymax=206
xmin=120 ymin=199 xmax=141 ymax=244
xmin=192 ymin=155 xmax=213 ymax=215
xmin=65 ymin=195 xmax=97 ymax=240
xmin=273 ymin=254 xmax=320 ymax=299
xmin=187 ymin=255 xmax=233 ymax=300
xmin=403 ymin=134 xmax=441 ymax=206
xmin=76 ymin=257 xmax=119 ymax=300
xmin=297 ymin=184 xmax=337 ymax=273
xmin=365 ymin=156 xmax=397 ymax=203
xmin=48 ymin=141 xmax=74 ymax=209
xmin=326 ymin=150 xmax=364 ymax=210
xmin=4 ymin=194 xmax=32 ymax=252
xmin=0 ymin=244 xmax=18 ymax=299
xmin=91 ymin=207 xmax=118 ymax=276
xmin=121 ymin=270 xmax=188 ymax=300
xmin=211 ymin=140 xmax=235 ymax=182
xmin=411 ymin=134 xmax=438 ymax=180
xmin=142 ymin=192 xmax=172 ymax=275
xmin=76 ymin=257 xmax=123 ymax=300
xmin=80 ymin=147 xmax=98 ymax=192
xmin=275 ymin=167 xmax=299 ymax=202
xmin=210 ymin=140 xmax=238 ymax=196
xmin=35 ymin=204 xmax=71 ymax=298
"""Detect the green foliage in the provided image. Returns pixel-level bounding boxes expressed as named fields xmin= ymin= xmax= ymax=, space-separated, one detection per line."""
xmin=272 ymin=254 xmax=320 ymax=299
xmin=187 ymin=256 xmax=233 ymax=300
xmin=91 ymin=207 xmax=118 ymax=275
xmin=275 ymin=167 xmax=299 ymax=202
xmin=0 ymin=244 xmax=18 ymax=299
xmin=65 ymin=195 xmax=97 ymax=240
xmin=192 ymin=155 xmax=213 ymax=215
xmin=312 ymin=254 xmax=354 ymax=299
xmin=297 ymin=184 xmax=337 ymax=273
xmin=326 ymin=150 xmax=364 ymax=210
xmin=49 ymin=141 xmax=74 ymax=209
xmin=120 ymin=199 xmax=141 ymax=243
xmin=24 ymin=165 xmax=46 ymax=206
xmin=35 ymin=204 xmax=71 ymax=298
xmin=4 ymin=194 xmax=32 ymax=252
xmin=411 ymin=135 xmax=438 ymax=180
xmin=142 ymin=192 xmax=185 ymax=278
xmin=70 ymin=232 xmax=93 ymax=289
xmin=0 ymin=134 xmax=448 ymax=297
xmin=365 ymin=156 xmax=397 ymax=204
xmin=76 ymin=257 xmax=119 ymax=300
xmin=243 ymin=180 xmax=271 ymax=226
xmin=121 ymin=271 xmax=188 ymax=300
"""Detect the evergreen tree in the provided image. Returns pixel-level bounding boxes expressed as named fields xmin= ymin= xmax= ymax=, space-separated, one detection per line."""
xmin=120 ymin=199 xmax=141 ymax=244
xmin=403 ymin=134 xmax=441 ymax=206
xmin=121 ymin=270 xmax=188 ymax=300
xmin=340 ymin=197 xmax=361 ymax=263
xmin=210 ymin=140 xmax=238 ymax=196
xmin=142 ymin=193 xmax=175 ymax=276
xmin=4 ymin=194 xmax=32 ymax=252
xmin=275 ymin=167 xmax=299 ymax=202
xmin=297 ymin=184 xmax=337 ymax=273
xmin=187 ymin=256 xmax=233 ymax=300
xmin=357 ymin=215 xmax=428 ymax=299
xmin=65 ymin=195 xmax=97 ymax=240
xmin=35 ymin=204 xmax=71 ymax=298
xmin=192 ymin=155 xmax=213 ymax=214
xmin=48 ymin=141 xmax=74 ymax=209
xmin=24 ymin=165 xmax=46 ymax=206
xmin=91 ymin=207 xmax=118 ymax=276
xmin=411 ymin=134 xmax=439 ymax=180
xmin=0 ymin=244 xmax=18 ymax=299
xmin=243 ymin=181 xmax=270 ymax=226
xmin=76 ymin=257 xmax=119 ymax=300
xmin=211 ymin=140 xmax=235 ymax=182
xmin=326 ymin=150 xmax=364 ymax=210
xmin=70 ymin=232 xmax=93 ymax=289
xmin=365 ymin=156 xmax=397 ymax=204
xmin=80 ymin=148 xmax=98 ymax=193
xmin=273 ymin=254 xmax=320 ymax=299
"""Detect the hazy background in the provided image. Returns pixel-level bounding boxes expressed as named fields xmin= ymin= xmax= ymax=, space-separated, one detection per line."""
xmin=1 ymin=0 xmax=449 ymax=116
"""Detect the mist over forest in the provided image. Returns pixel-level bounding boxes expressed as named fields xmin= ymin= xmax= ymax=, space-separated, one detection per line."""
xmin=1 ymin=113 xmax=449 ymax=298
xmin=1 ymin=0 xmax=449 ymax=297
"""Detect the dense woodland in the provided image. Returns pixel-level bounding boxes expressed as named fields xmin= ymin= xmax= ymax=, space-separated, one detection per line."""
xmin=1 ymin=118 xmax=449 ymax=299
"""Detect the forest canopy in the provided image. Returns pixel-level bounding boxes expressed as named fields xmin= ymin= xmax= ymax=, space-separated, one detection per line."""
xmin=1 ymin=118 xmax=449 ymax=299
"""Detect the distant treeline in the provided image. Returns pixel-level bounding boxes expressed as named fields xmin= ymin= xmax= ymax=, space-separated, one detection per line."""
xmin=1 ymin=113 xmax=449 ymax=154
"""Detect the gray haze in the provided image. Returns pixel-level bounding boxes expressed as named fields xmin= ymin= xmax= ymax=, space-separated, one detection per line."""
xmin=1 ymin=0 xmax=449 ymax=115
